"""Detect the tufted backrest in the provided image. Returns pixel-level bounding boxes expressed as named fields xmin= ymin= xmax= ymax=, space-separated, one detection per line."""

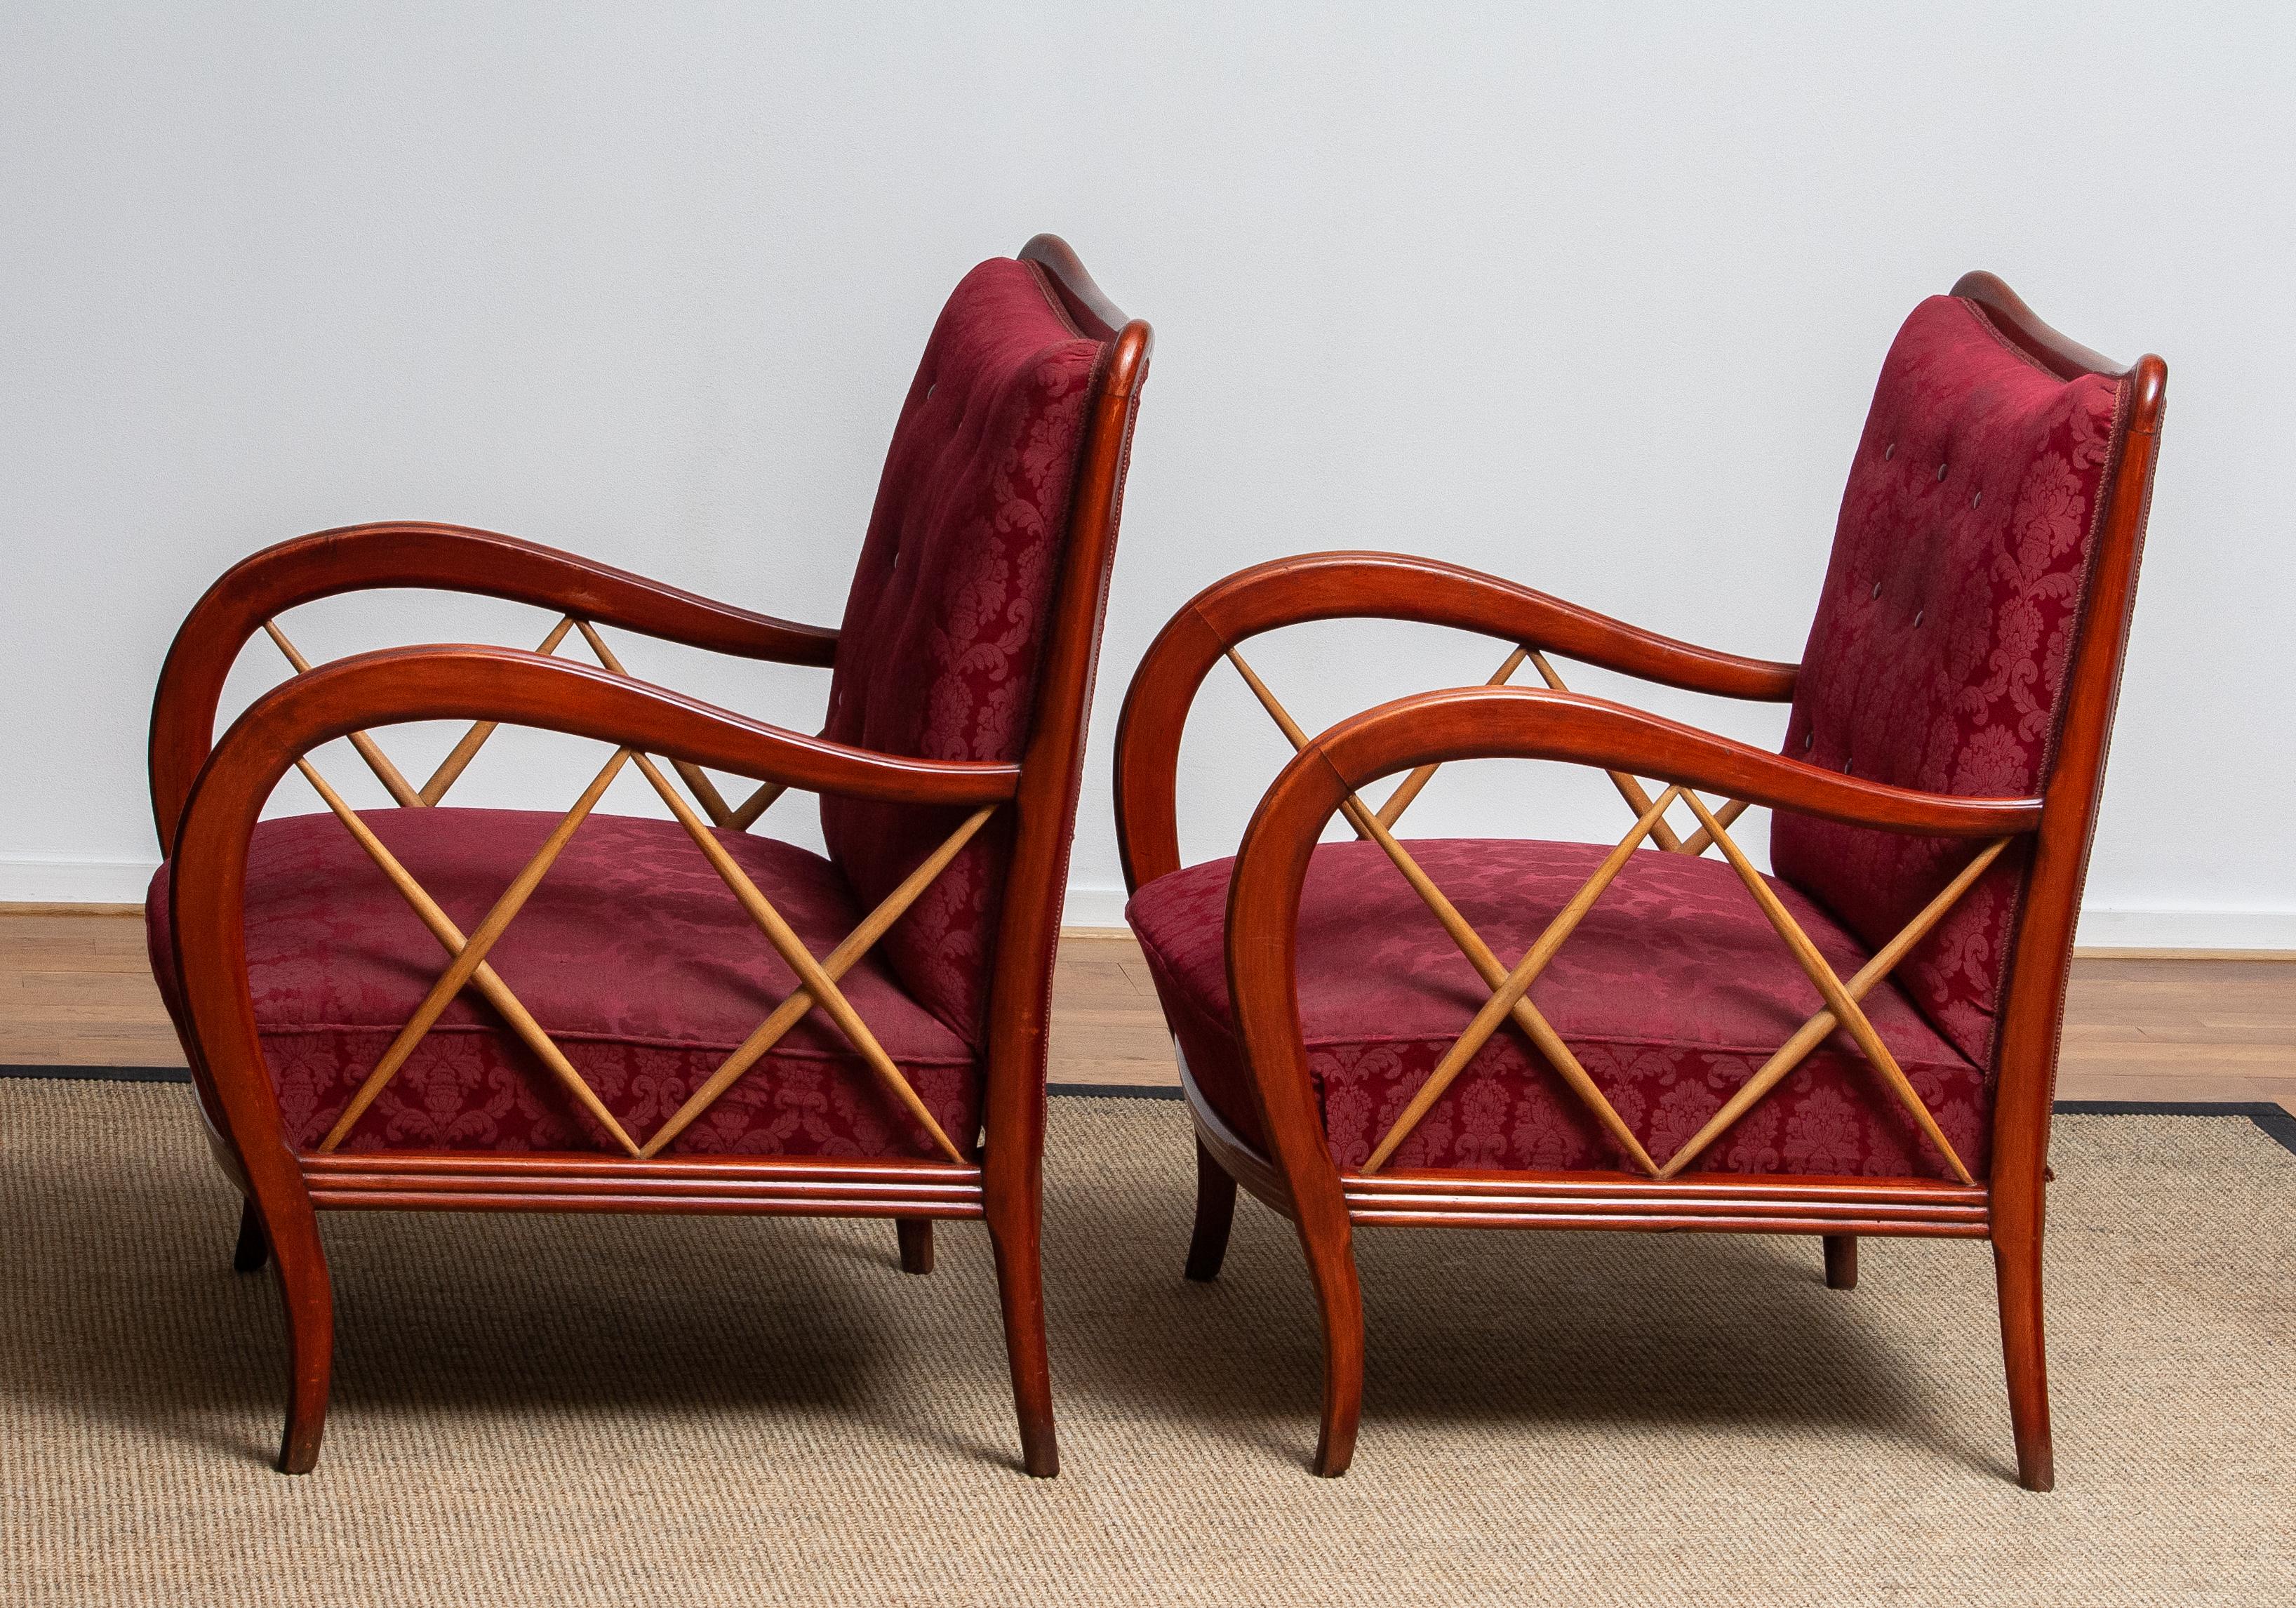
xmin=1770 ymin=296 xmax=2128 ymax=1072
xmin=819 ymin=258 xmax=1108 ymax=1046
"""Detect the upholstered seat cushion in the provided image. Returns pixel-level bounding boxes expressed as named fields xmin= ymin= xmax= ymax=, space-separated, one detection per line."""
xmin=147 ymin=809 xmax=980 ymax=1159
xmin=1127 ymin=839 xmax=1989 ymax=1181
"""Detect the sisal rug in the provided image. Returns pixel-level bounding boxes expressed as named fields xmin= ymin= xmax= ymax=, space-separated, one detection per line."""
xmin=1 ymin=1079 xmax=2290 ymax=1607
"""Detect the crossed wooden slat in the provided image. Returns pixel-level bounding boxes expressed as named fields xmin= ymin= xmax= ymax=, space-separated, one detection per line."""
xmin=1227 ymin=647 xmax=1662 ymax=1176
xmin=266 ymin=616 xmax=977 ymax=1164
xmin=1230 ymin=645 xmax=1999 ymax=1185
xmin=265 ymin=616 xmax=784 ymax=828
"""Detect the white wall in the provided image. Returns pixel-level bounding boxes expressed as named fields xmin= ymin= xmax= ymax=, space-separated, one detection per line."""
xmin=4 ymin=3 xmax=2291 ymax=945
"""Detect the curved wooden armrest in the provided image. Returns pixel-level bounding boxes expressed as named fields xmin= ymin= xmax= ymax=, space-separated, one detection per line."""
xmin=1291 ymin=684 xmax=2038 ymax=840
xmin=1195 ymin=552 xmax=1798 ymax=698
xmin=185 ymin=644 xmax=1015 ymax=826
xmin=151 ymin=522 xmax=840 ymax=850
xmin=1114 ymin=550 xmax=1799 ymax=889
xmin=1214 ymin=684 xmax=2040 ymax=1221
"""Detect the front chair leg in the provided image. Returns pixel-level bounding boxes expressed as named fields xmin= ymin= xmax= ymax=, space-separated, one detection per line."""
xmin=1822 ymin=1233 xmax=1857 ymax=1290
xmin=232 ymin=1199 xmax=271 ymax=1273
xmin=895 ymin=1218 xmax=935 ymax=1275
xmin=1184 ymin=1138 xmax=1238 ymax=1282
xmin=983 ymin=1184 xmax=1059 ymax=1477
xmin=1296 ymin=1210 xmax=1365 ymax=1478
xmin=1994 ymin=1230 xmax=2055 ymax=1491
xmin=262 ymin=1200 xmax=335 ymax=1475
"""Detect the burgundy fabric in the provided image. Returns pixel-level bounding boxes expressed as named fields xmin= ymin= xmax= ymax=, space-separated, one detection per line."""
xmin=1127 ymin=839 xmax=1988 ymax=1181
xmin=819 ymin=258 xmax=1104 ymax=1046
xmin=1772 ymin=296 xmax=2124 ymax=1070
xmin=147 ymin=809 xmax=979 ymax=1158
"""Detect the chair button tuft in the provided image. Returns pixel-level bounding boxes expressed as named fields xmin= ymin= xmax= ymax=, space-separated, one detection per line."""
xmin=1970 ymin=489 xmax=1982 ymax=508
xmin=1870 ymin=581 xmax=1882 ymax=599
xmin=1936 ymin=462 xmax=1949 ymax=481
xmin=1914 ymin=609 xmax=1924 ymax=627
xmin=1803 ymin=732 xmax=1813 ymax=752
xmin=1884 ymin=441 xmax=1895 ymax=460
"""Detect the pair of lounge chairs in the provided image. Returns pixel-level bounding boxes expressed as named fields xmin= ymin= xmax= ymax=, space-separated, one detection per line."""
xmin=145 ymin=235 xmax=2164 ymax=1487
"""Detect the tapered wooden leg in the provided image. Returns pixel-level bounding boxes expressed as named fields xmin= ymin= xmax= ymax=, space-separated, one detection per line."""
xmin=232 ymin=1199 xmax=271 ymax=1273
xmin=1823 ymin=1233 xmax=1857 ymax=1290
xmin=1297 ymin=1214 xmax=1365 ymax=1477
xmin=896 ymin=1218 xmax=935 ymax=1275
xmin=1994 ymin=1231 xmax=2054 ymax=1491
xmin=266 ymin=1207 xmax=335 ymax=1475
xmin=1184 ymin=1140 xmax=1237 ymax=1283
xmin=985 ymin=1184 xmax=1058 ymax=1477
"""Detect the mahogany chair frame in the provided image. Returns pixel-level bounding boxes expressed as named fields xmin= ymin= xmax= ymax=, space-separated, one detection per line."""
xmin=149 ymin=234 xmax=1151 ymax=1477
xmin=1113 ymin=274 xmax=2163 ymax=1486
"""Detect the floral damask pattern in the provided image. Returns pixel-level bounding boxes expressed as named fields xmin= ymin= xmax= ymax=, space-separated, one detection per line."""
xmin=1128 ymin=839 xmax=1990 ymax=1181
xmin=148 ymin=809 xmax=981 ymax=1157
xmin=819 ymin=258 xmax=1104 ymax=1046
xmin=1771 ymin=296 xmax=2125 ymax=1070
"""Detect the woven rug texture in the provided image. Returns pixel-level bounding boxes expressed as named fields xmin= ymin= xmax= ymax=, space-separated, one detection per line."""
xmin=2 ymin=1081 xmax=2290 ymax=1607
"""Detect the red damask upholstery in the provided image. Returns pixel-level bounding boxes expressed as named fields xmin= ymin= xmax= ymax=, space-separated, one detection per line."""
xmin=1128 ymin=839 xmax=1987 ymax=1181
xmin=147 ymin=810 xmax=978 ymax=1158
xmin=820 ymin=258 xmax=1106 ymax=1044
xmin=1773 ymin=296 xmax=2122 ymax=1069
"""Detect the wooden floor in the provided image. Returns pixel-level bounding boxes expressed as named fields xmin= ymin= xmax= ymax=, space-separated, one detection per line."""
xmin=6 ymin=911 xmax=2291 ymax=1115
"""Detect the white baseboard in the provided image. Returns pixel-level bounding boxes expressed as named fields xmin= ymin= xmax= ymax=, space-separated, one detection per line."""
xmin=1064 ymin=885 xmax=2296 ymax=954
xmin=1060 ymin=884 xmax=1132 ymax=929
xmin=2071 ymin=907 xmax=2296 ymax=951
xmin=0 ymin=857 xmax=160 ymax=905
xmin=8 ymin=860 xmax=2294 ymax=955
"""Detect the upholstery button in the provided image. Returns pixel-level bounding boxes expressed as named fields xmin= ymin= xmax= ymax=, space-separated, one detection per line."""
xmin=1870 ymin=581 xmax=1882 ymax=599
xmin=1971 ymin=490 xmax=1982 ymax=507
xmin=1914 ymin=609 xmax=1924 ymax=627
xmin=1936 ymin=462 xmax=1948 ymax=481
xmin=1803 ymin=732 xmax=1813 ymax=751
xmin=1844 ymin=759 xmax=1853 ymax=775
xmin=926 ymin=383 xmax=937 ymax=399
xmin=1884 ymin=441 xmax=1895 ymax=460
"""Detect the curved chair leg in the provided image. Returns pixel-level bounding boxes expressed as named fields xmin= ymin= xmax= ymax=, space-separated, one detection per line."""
xmin=1297 ymin=1213 xmax=1365 ymax=1478
xmin=896 ymin=1218 xmax=935 ymax=1275
xmin=1994 ymin=1231 xmax=2054 ymax=1491
xmin=1184 ymin=1139 xmax=1237 ymax=1283
xmin=262 ymin=1201 xmax=335 ymax=1475
xmin=1822 ymin=1233 xmax=1857 ymax=1290
xmin=232 ymin=1198 xmax=271 ymax=1273
xmin=984 ymin=1183 xmax=1058 ymax=1477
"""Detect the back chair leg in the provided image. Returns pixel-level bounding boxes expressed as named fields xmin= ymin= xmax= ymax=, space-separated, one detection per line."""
xmin=232 ymin=1199 xmax=271 ymax=1273
xmin=1184 ymin=1139 xmax=1237 ymax=1282
xmin=984 ymin=1181 xmax=1059 ymax=1477
xmin=895 ymin=1218 xmax=935 ymax=1275
xmin=1822 ymin=1233 xmax=1857 ymax=1290
xmin=1994 ymin=1230 xmax=2055 ymax=1491
xmin=1297 ymin=1213 xmax=1365 ymax=1478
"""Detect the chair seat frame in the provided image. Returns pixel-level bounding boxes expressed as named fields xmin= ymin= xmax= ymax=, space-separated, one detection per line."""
xmin=150 ymin=234 xmax=1152 ymax=1478
xmin=1112 ymin=273 xmax=2163 ymax=1487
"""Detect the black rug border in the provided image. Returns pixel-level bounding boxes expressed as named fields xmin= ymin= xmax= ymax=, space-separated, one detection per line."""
xmin=8 ymin=1066 xmax=2289 ymax=1157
